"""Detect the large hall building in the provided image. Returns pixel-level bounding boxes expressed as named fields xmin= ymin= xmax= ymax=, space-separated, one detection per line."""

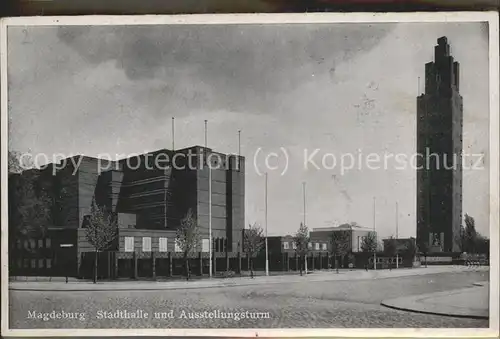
xmin=9 ymin=146 xmax=245 ymax=278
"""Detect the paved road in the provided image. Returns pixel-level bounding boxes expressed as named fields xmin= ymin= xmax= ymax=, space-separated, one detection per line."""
xmin=9 ymin=270 xmax=489 ymax=329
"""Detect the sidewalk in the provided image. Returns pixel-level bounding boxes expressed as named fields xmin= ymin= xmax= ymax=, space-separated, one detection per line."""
xmin=9 ymin=266 xmax=488 ymax=292
xmin=381 ymin=282 xmax=489 ymax=319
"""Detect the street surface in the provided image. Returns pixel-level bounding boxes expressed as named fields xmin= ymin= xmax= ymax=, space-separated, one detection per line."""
xmin=9 ymin=270 xmax=489 ymax=328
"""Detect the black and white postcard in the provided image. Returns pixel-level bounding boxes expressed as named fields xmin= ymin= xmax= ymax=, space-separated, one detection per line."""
xmin=1 ymin=12 xmax=499 ymax=337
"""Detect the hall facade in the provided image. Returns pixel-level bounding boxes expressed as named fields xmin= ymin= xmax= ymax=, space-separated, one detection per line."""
xmin=8 ymin=146 xmax=245 ymax=278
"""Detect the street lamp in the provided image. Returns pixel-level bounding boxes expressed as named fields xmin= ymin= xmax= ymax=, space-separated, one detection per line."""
xmin=396 ymin=201 xmax=399 ymax=269
xmin=205 ymin=120 xmax=213 ymax=278
xmin=303 ymin=182 xmax=307 ymax=274
xmin=265 ymin=172 xmax=269 ymax=276
xmin=373 ymin=197 xmax=377 ymax=270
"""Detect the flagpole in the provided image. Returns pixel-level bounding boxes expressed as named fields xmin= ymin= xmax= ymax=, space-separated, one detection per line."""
xmin=164 ymin=117 xmax=174 ymax=229
xmin=303 ymin=181 xmax=307 ymax=274
xmin=237 ymin=130 xmax=241 ymax=171
xmin=172 ymin=117 xmax=175 ymax=151
xmin=205 ymin=120 xmax=212 ymax=278
xmin=373 ymin=197 xmax=377 ymax=270
xmin=238 ymin=130 xmax=241 ymax=158
xmin=164 ymin=172 xmax=167 ymax=229
xmin=396 ymin=201 xmax=399 ymax=269
xmin=303 ymin=182 xmax=306 ymax=226
xmin=265 ymin=172 xmax=269 ymax=276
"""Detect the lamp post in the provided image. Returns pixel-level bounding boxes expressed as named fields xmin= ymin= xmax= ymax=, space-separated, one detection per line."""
xmin=303 ymin=182 xmax=308 ymax=274
xmin=396 ymin=201 xmax=399 ymax=269
xmin=265 ymin=172 xmax=269 ymax=276
xmin=172 ymin=117 xmax=175 ymax=151
xmin=205 ymin=120 xmax=212 ymax=278
xmin=373 ymin=197 xmax=377 ymax=270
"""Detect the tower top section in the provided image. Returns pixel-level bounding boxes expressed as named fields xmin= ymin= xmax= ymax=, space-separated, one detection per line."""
xmin=422 ymin=36 xmax=460 ymax=96
xmin=437 ymin=36 xmax=447 ymax=45
xmin=435 ymin=36 xmax=450 ymax=58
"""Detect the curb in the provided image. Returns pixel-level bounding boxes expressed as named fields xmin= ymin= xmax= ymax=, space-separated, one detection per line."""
xmin=9 ymin=267 xmax=485 ymax=292
xmin=380 ymin=286 xmax=489 ymax=320
xmin=380 ymin=301 xmax=488 ymax=320
xmin=9 ymin=275 xmax=341 ymax=292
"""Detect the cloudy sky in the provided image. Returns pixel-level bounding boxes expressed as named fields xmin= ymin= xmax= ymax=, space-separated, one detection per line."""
xmin=7 ymin=21 xmax=490 ymax=238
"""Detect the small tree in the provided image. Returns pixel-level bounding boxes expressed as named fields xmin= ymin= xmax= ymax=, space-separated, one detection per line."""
xmin=176 ymin=209 xmax=201 ymax=281
xmin=293 ymin=222 xmax=309 ymax=276
xmin=361 ymin=232 xmax=377 ymax=252
xmin=8 ymin=150 xmax=32 ymax=174
xmin=361 ymin=232 xmax=377 ymax=268
xmin=85 ymin=199 xmax=117 ymax=283
xmin=330 ymin=231 xmax=350 ymax=273
xmin=243 ymin=223 xmax=264 ymax=278
xmin=474 ymin=234 xmax=489 ymax=257
xmin=9 ymin=151 xmax=66 ymax=245
xmin=9 ymin=169 xmax=53 ymax=255
xmin=464 ymin=214 xmax=478 ymax=253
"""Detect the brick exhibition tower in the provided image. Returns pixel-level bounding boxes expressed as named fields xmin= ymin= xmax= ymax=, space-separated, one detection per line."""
xmin=416 ymin=36 xmax=463 ymax=253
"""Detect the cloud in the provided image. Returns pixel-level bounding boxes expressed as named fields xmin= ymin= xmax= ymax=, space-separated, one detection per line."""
xmin=56 ymin=24 xmax=393 ymax=115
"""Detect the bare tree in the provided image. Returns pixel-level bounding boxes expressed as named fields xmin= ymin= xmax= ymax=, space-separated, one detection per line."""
xmin=330 ymin=231 xmax=350 ymax=273
xmin=9 ymin=151 xmax=68 ymax=244
xmin=243 ymin=223 xmax=264 ymax=278
xmin=361 ymin=232 xmax=377 ymax=253
xmin=8 ymin=150 xmax=33 ymax=174
xmin=464 ymin=214 xmax=478 ymax=253
xmin=175 ymin=209 xmax=201 ymax=281
xmin=361 ymin=231 xmax=377 ymax=268
xmin=85 ymin=199 xmax=117 ymax=283
xmin=474 ymin=234 xmax=489 ymax=256
xmin=293 ymin=222 xmax=309 ymax=276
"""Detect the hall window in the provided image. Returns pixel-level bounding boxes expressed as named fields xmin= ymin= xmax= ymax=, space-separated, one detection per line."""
xmin=124 ymin=237 xmax=134 ymax=252
xmin=159 ymin=237 xmax=168 ymax=252
xmin=142 ymin=237 xmax=151 ymax=252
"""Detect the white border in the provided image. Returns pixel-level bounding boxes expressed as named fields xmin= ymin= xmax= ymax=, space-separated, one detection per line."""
xmin=1 ymin=12 xmax=499 ymax=338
